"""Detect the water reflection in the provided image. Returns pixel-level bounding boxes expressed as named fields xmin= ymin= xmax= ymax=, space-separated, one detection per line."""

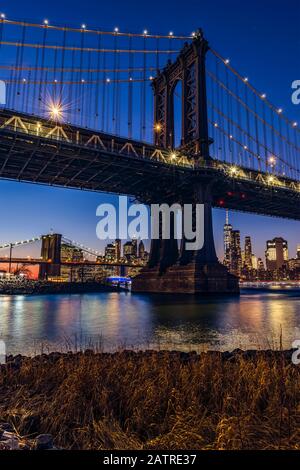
xmin=0 ymin=289 xmax=299 ymax=355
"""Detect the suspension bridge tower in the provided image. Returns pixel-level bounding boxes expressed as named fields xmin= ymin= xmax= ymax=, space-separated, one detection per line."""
xmin=132 ymin=31 xmax=239 ymax=294
xmin=39 ymin=234 xmax=62 ymax=280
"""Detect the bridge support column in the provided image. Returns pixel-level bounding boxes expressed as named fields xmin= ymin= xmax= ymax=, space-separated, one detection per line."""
xmin=38 ymin=234 xmax=62 ymax=280
xmin=132 ymin=184 xmax=239 ymax=294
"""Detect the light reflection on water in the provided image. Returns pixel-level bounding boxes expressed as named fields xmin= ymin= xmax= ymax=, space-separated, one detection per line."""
xmin=0 ymin=289 xmax=299 ymax=355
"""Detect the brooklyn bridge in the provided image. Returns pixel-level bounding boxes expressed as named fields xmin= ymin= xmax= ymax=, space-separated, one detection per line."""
xmin=0 ymin=16 xmax=299 ymax=293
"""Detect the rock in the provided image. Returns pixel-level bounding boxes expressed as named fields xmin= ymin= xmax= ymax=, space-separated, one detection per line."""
xmin=2 ymin=431 xmax=16 ymax=439
xmin=19 ymin=442 xmax=31 ymax=450
xmin=35 ymin=434 xmax=53 ymax=450
xmin=0 ymin=441 xmax=10 ymax=450
xmin=4 ymin=438 xmax=19 ymax=450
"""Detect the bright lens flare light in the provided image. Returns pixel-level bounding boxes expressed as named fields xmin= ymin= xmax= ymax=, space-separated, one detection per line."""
xmin=229 ymin=166 xmax=238 ymax=176
xmin=50 ymin=105 xmax=62 ymax=120
xmin=268 ymin=156 xmax=276 ymax=166
xmin=46 ymin=99 xmax=65 ymax=121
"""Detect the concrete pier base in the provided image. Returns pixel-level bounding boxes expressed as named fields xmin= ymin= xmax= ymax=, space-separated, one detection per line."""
xmin=132 ymin=262 xmax=239 ymax=294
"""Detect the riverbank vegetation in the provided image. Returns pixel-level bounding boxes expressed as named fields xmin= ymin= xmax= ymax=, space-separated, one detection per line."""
xmin=0 ymin=349 xmax=299 ymax=450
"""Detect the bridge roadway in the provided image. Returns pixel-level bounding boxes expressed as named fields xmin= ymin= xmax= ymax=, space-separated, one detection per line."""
xmin=0 ymin=109 xmax=299 ymax=219
xmin=0 ymin=257 xmax=144 ymax=268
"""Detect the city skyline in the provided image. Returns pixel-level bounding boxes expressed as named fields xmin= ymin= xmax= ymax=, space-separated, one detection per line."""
xmin=223 ymin=210 xmax=300 ymax=280
xmin=0 ymin=0 xmax=300 ymax=264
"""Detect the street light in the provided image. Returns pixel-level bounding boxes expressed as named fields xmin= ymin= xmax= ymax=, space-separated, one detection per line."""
xmin=268 ymin=156 xmax=276 ymax=167
xmin=229 ymin=166 xmax=238 ymax=176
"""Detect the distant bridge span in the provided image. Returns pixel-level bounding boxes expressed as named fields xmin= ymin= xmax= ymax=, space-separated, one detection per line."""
xmin=0 ymin=257 xmax=143 ymax=268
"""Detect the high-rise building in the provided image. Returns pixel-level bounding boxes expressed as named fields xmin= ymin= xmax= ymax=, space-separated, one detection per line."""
xmin=244 ymin=236 xmax=253 ymax=270
xmin=251 ymin=255 xmax=258 ymax=270
xmin=115 ymin=239 xmax=121 ymax=261
xmin=104 ymin=240 xmax=122 ymax=262
xmin=257 ymin=258 xmax=265 ymax=270
xmin=265 ymin=237 xmax=288 ymax=271
xmin=61 ymin=244 xmax=83 ymax=262
xmin=105 ymin=243 xmax=117 ymax=262
xmin=138 ymin=240 xmax=145 ymax=259
xmin=230 ymin=230 xmax=242 ymax=277
xmin=223 ymin=210 xmax=232 ymax=269
xmin=123 ymin=241 xmax=137 ymax=262
xmin=297 ymin=245 xmax=300 ymax=260
xmin=132 ymin=238 xmax=138 ymax=258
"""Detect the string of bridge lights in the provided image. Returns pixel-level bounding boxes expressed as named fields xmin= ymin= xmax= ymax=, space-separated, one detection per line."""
xmin=207 ymin=69 xmax=300 ymax=155
xmin=207 ymin=100 xmax=297 ymax=169
xmin=210 ymin=48 xmax=299 ymax=131
xmin=210 ymin=118 xmax=300 ymax=178
xmin=0 ymin=236 xmax=103 ymax=258
xmin=0 ymin=237 xmax=42 ymax=249
xmin=1 ymin=13 xmax=297 ymax=127
xmin=0 ymin=14 xmax=193 ymax=39
xmin=2 ymin=12 xmax=299 ymax=162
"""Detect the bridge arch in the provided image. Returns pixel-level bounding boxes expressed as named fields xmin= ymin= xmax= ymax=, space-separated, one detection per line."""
xmin=170 ymin=79 xmax=183 ymax=148
xmin=152 ymin=31 xmax=210 ymax=158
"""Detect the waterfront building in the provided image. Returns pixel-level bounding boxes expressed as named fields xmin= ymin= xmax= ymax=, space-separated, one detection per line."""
xmin=230 ymin=230 xmax=242 ymax=277
xmin=223 ymin=210 xmax=233 ymax=269
xmin=115 ymin=239 xmax=121 ymax=261
xmin=123 ymin=241 xmax=137 ymax=262
xmin=61 ymin=244 xmax=83 ymax=262
xmin=138 ymin=240 xmax=145 ymax=259
xmin=105 ymin=243 xmax=117 ymax=262
xmin=244 ymin=236 xmax=253 ymax=270
xmin=265 ymin=237 xmax=288 ymax=271
xmin=251 ymin=255 xmax=258 ymax=270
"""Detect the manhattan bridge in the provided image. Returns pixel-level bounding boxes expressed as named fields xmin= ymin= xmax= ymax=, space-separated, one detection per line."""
xmin=0 ymin=16 xmax=299 ymax=293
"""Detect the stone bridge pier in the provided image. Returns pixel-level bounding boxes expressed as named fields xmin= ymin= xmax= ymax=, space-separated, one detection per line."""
xmin=132 ymin=182 xmax=239 ymax=294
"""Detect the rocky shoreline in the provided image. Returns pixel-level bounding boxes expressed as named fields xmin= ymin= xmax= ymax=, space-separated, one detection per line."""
xmin=0 ymin=280 xmax=121 ymax=296
xmin=0 ymin=423 xmax=56 ymax=450
xmin=0 ymin=349 xmax=299 ymax=450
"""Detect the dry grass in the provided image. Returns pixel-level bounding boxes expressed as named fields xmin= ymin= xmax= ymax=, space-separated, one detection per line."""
xmin=0 ymin=349 xmax=300 ymax=450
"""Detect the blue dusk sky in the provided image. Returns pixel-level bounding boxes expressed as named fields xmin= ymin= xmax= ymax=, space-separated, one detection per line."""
xmin=0 ymin=0 xmax=300 ymax=261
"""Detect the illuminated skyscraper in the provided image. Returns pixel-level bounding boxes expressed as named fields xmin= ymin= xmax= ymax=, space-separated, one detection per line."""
xmin=244 ymin=236 xmax=253 ymax=270
xmin=124 ymin=241 xmax=137 ymax=262
xmin=265 ymin=237 xmax=288 ymax=271
xmin=132 ymin=238 xmax=138 ymax=258
xmin=105 ymin=243 xmax=117 ymax=261
xmin=223 ymin=210 xmax=232 ymax=269
xmin=115 ymin=239 xmax=121 ymax=261
xmin=138 ymin=240 xmax=145 ymax=259
xmin=231 ymin=230 xmax=242 ymax=277
xmin=251 ymin=255 xmax=258 ymax=270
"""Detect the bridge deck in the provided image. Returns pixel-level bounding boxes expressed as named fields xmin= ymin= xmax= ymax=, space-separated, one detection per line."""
xmin=0 ymin=109 xmax=299 ymax=219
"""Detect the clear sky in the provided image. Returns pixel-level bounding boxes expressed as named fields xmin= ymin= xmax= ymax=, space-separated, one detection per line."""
xmin=0 ymin=0 xmax=300 ymax=261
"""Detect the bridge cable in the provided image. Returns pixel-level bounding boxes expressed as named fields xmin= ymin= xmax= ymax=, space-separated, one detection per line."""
xmin=128 ymin=35 xmax=133 ymax=138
